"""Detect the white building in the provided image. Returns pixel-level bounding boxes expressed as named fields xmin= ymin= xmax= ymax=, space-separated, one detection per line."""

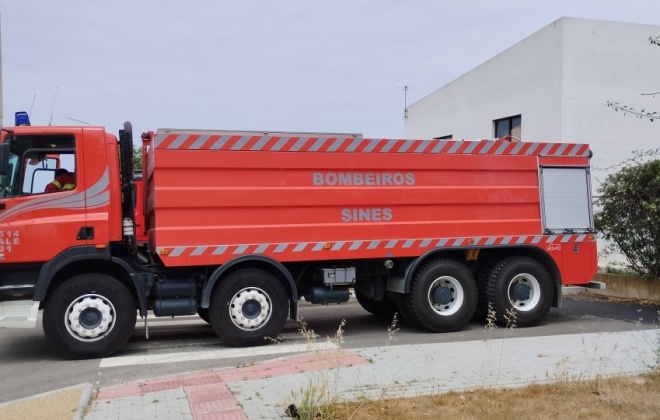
xmin=405 ymin=17 xmax=659 ymax=185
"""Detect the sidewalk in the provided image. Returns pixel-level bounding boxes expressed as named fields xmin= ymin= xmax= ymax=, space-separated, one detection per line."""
xmin=8 ymin=328 xmax=652 ymax=420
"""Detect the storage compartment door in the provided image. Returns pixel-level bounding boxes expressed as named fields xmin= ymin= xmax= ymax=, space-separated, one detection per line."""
xmin=540 ymin=167 xmax=593 ymax=233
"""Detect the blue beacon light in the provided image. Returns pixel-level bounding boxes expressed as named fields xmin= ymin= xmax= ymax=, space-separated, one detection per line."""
xmin=15 ymin=111 xmax=31 ymax=126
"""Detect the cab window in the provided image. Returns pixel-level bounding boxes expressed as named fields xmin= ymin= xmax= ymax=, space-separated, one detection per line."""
xmin=0 ymin=134 xmax=76 ymax=197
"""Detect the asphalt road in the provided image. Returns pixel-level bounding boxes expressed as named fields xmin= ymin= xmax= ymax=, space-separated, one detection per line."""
xmin=0 ymin=292 xmax=657 ymax=404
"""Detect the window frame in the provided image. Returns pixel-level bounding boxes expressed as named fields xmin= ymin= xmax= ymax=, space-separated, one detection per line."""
xmin=493 ymin=115 xmax=521 ymax=140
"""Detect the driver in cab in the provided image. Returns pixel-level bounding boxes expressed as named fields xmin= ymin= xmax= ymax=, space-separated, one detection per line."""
xmin=45 ymin=168 xmax=75 ymax=193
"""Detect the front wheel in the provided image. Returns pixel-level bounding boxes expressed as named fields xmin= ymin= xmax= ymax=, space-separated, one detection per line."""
xmin=486 ymin=256 xmax=553 ymax=327
xmin=43 ymin=274 xmax=137 ymax=359
xmin=209 ymin=269 xmax=288 ymax=347
xmin=403 ymin=259 xmax=477 ymax=333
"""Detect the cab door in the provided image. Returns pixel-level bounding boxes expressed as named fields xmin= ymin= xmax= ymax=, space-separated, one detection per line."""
xmin=0 ymin=129 xmax=87 ymax=264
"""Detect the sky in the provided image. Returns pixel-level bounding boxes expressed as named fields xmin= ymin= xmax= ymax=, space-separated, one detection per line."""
xmin=2 ymin=1 xmax=660 ymax=141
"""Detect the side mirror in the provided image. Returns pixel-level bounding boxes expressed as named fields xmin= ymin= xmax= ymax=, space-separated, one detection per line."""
xmin=0 ymin=143 xmax=10 ymax=176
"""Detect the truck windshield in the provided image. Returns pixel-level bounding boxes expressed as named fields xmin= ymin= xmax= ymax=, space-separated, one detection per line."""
xmin=0 ymin=135 xmax=76 ymax=197
xmin=0 ymin=151 xmax=20 ymax=197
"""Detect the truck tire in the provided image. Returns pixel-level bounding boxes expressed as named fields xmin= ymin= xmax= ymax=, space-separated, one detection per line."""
xmin=393 ymin=293 xmax=415 ymax=325
xmin=355 ymin=289 xmax=398 ymax=320
xmin=43 ymin=274 xmax=137 ymax=359
xmin=403 ymin=259 xmax=477 ymax=333
xmin=474 ymin=259 xmax=499 ymax=320
xmin=209 ymin=268 xmax=288 ymax=347
xmin=486 ymin=256 xmax=553 ymax=327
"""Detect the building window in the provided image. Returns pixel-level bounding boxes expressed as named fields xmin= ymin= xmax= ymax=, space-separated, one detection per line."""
xmin=494 ymin=115 xmax=521 ymax=140
xmin=433 ymin=134 xmax=453 ymax=140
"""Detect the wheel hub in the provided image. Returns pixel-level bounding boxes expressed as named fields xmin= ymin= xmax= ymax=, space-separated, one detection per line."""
xmin=79 ymin=308 xmax=103 ymax=329
xmin=241 ymin=299 xmax=262 ymax=319
xmin=427 ymin=276 xmax=464 ymax=316
xmin=513 ymin=283 xmax=531 ymax=301
xmin=229 ymin=287 xmax=272 ymax=331
xmin=65 ymin=294 xmax=115 ymax=342
xmin=434 ymin=287 xmax=454 ymax=305
xmin=508 ymin=273 xmax=542 ymax=311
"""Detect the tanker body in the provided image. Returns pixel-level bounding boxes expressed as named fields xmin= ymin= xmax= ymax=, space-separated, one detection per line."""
xmin=0 ymin=118 xmax=597 ymax=358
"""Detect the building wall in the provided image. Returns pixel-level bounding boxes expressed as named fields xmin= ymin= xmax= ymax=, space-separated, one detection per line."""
xmin=405 ymin=17 xmax=660 ymax=266
xmin=406 ymin=17 xmax=660 ymax=178
xmin=559 ymin=18 xmax=660 ymax=175
xmin=405 ymin=18 xmax=565 ymax=142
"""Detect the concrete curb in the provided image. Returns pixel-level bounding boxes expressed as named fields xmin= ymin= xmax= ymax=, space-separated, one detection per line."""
xmin=74 ymin=383 xmax=94 ymax=420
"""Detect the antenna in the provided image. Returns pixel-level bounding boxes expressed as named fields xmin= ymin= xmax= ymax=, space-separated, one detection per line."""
xmin=65 ymin=117 xmax=91 ymax=126
xmin=29 ymin=94 xmax=36 ymax=116
xmin=397 ymin=85 xmax=413 ymax=119
xmin=49 ymin=86 xmax=58 ymax=126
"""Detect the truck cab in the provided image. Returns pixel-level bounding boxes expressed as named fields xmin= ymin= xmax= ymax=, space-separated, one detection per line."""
xmin=0 ymin=117 xmax=123 ymax=329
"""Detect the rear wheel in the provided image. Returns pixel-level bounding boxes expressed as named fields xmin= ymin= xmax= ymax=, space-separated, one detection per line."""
xmin=474 ymin=259 xmax=499 ymax=320
xmin=43 ymin=274 xmax=136 ymax=359
xmin=394 ymin=293 xmax=415 ymax=325
xmin=403 ymin=259 xmax=477 ymax=333
xmin=209 ymin=269 xmax=288 ymax=347
xmin=486 ymin=257 xmax=553 ymax=327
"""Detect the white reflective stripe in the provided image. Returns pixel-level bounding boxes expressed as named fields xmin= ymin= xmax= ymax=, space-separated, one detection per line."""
xmin=170 ymin=247 xmax=186 ymax=257
xmin=331 ymin=242 xmax=344 ymax=251
xmin=525 ymin=143 xmax=541 ymax=155
xmin=274 ymin=243 xmax=288 ymax=252
xmin=254 ymin=244 xmax=269 ymax=253
xmin=159 ymin=234 xmax=595 ymax=259
xmin=495 ymin=142 xmax=510 ymax=154
xmin=367 ymin=240 xmax=381 ymax=249
xmin=233 ymin=245 xmax=249 ymax=254
xmin=568 ymin=144 xmax=584 ymax=156
xmin=349 ymin=241 xmax=363 ymax=250
xmin=153 ymin=131 xmax=589 ymax=156
xmin=447 ymin=142 xmax=462 ymax=154
xmin=167 ymin=135 xmax=186 ymax=149
xmin=464 ymin=142 xmax=479 ymax=153
xmin=293 ymin=243 xmax=308 ymax=252
xmin=478 ymin=141 xmax=495 ymax=154
xmin=431 ymin=140 xmax=448 ymax=153
xmin=540 ymin=143 xmax=554 ymax=155
xmin=213 ymin=246 xmax=228 ymax=255
xmin=191 ymin=247 xmax=207 ymax=256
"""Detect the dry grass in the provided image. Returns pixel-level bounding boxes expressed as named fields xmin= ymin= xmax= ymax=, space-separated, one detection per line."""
xmin=328 ymin=371 xmax=660 ymax=419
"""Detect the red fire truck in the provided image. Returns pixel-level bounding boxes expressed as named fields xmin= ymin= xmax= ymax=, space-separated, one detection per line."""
xmin=0 ymin=111 xmax=597 ymax=358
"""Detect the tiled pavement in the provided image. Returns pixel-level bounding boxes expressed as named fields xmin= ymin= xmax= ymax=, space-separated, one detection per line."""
xmin=80 ymin=329 xmax=658 ymax=419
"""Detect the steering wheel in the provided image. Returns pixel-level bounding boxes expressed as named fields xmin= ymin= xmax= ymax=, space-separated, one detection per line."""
xmin=2 ymin=185 xmax=17 ymax=197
